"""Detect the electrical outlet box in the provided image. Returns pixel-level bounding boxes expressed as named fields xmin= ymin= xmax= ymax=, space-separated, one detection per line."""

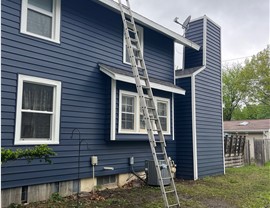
xmin=91 ymin=156 xmax=98 ymax=166
xmin=129 ymin=157 xmax=134 ymax=165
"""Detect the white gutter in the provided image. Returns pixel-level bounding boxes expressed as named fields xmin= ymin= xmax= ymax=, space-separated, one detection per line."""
xmin=96 ymin=0 xmax=200 ymax=51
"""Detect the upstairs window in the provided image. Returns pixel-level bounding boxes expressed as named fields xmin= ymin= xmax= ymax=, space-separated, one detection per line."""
xmin=21 ymin=0 xmax=61 ymax=43
xmin=123 ymin=25 xmax=144 ymax=65
xmin=15 ymin=75 xmax=61 ymax=145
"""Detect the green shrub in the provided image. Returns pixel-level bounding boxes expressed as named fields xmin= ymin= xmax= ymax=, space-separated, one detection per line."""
xmin=1 ymin=145 xmax=56 ymax=164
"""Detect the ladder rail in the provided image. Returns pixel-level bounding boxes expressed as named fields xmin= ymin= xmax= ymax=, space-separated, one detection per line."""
xmin=117 ymin=0 xmax=180 ymax=207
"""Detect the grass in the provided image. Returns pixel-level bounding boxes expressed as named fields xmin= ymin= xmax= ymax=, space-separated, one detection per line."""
xmin=14 ymin=163 xmax=270 ymax=208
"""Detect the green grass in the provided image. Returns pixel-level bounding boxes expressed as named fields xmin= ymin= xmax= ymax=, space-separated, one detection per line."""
xmin=19 ymin=164 xmax=270 ymax=208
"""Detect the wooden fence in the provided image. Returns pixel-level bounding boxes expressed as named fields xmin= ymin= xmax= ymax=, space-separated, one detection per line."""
xmin=224 ymin=135 xmax=246 ymax=167
xmin=224 ymin=136 xmax=270 ymax=167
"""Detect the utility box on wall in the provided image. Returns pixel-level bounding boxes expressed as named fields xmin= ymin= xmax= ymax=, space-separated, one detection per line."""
xmin=145 ymin=160 xmax=170 ymax=186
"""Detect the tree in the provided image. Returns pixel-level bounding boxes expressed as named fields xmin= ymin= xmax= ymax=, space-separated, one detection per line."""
xmin=243 ymin=46 xmax=270 ymax=106
xmin=222 ymin=46 xmax=270 ymax=121
xmin=222 ymin=64 xmax=248 ymax=120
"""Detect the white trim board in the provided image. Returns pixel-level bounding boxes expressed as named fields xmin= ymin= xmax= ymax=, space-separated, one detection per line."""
xmin=100 ymin=67 xmax=185 ymax=95
xmin=95 ymin=0 xmax=200 ymax=50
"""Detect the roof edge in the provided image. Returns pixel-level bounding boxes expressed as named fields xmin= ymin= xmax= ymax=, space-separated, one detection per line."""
xmin=99 ymin=64 xmax=186 ymax=95
xmin=96 ymin=0 xmax=200 ymax=51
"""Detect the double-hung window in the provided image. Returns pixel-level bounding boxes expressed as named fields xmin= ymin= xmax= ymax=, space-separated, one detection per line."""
xmin=15 ymin=75 xmax=61 ymax=145
xmin=120 ymin=92 xmax=137 ymax=132
xmin=123 ymin=25 xmax=144 ymax=65
xmin=119 ymin=91 xmax=170 ymax=135
xmin=21 ymin=0 xmax=61 ymax=43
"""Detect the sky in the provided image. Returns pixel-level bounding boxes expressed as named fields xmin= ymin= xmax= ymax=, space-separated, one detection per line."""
xmin=127 ymin=0 xmax=269 ymax=67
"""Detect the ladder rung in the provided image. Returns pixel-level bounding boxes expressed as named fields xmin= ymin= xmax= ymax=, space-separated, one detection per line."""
xmin=162 ymin=177 xmax=172 ymax=180
xmin=155 ymin=140 xmax=164 ymax=143
xmin=165 ymin=189 xmax=175 ymax=194
xmin=155 ymin=152 xmax=164 ymax=155
xmin=147 ymin=106 xmax=156 ymax=110
xmin=128 ymin=28 xmax=136 ymax=33
xmin=168 ymin=204 xmax=179 ymax=208
xmin=135 ymin=57 xmax=143 ymax=61
xmin=140 ymin=76 xmax=148 ymax=80
xmin=150 ymin=117 xmax=158 ymax=120
xmin=125 ymin=20 xmax=135 ymax=29
xmin=142 ymin=85 xmax=150 ymax=89
xmin=130 ymin=37 xmax=138 ymax=43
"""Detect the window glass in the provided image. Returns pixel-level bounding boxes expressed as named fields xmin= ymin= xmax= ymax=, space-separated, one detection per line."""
xmin=121 ymin=96 xmax=135 ymax=130
xmin=27 ymin=9 xmax=52 ymax=38
xmin=22 ymin=82 xmax=53 ymax=111
xmin=157 ymin=102 xmax=168 ymax=131
xmin=28 ymin=0 xmax=53 ymax=12
xmin=21 ymin=112 xmax=51 ymax=138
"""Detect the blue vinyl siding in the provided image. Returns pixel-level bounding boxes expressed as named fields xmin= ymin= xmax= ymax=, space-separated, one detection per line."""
xmin=1 ymin=0 xmax=175 ymax=189
xmin=195 ymin=19 xmax=223 ymax=177
xmin=184 ymin=19 xmax=204 ymax=68
xmin=174 ymin=78 xmax=193 ymax=179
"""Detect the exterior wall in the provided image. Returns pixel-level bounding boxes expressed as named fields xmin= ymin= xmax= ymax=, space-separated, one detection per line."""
xmin=1 ymin=0 xmax=176 ymax=190
xmin=184 ymin=19 xmax=204 ymax=69
xmin=195 ymin=18 xmax=224 ymax=177
xmin=174 ymin=78 xmax=194 ymax=179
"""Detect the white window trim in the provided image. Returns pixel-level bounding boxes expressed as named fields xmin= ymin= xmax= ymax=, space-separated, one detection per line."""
xmin=156 ymin=96 xmax=171 ymax=135
xmin=15 ymin=74 xmax=61 ymax=145
xmin=119 ymin=91 xmax=138 ymax=133
xmin=20 ymin=0 xmax=61 ymax=43
xmin=123 ymin=24 xmax=144 ymax=65
xmin=118 ymin=90 xmax=171 ymax=135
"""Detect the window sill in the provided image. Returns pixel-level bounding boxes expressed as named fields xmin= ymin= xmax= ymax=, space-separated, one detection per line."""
xmin=112 ymin=134 xmax=172 ymax=142
xmin=118 ymin=131 xmax=171 ymax=136
xmin=20 ymin=31 xmax=60 ymax=44
xmin=14 ymin=140 xmax=59 ymax=145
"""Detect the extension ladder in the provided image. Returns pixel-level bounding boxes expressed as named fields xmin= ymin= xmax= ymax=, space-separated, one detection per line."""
xmin=117 ymin=0 xmax=180 ymax=207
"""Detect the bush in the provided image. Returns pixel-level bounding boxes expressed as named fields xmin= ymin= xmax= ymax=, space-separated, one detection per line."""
xmin=1 ymin=145 xmax=56 ymax=164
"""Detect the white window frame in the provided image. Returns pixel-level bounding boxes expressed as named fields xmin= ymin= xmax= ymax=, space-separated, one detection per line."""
xmin=119 ymin=91 xmax=138 ymax=133
xmin=20 ymin=0 xmax=61 ymax=43
xmin=156 ymin=97 xmax=171 ymax=134
xmin=15 ymin=74 xmax=61 ymax=145
xmin=118 ymin=90 xmax=171 ymax=135
xmin=123 ymin=24 xmax=144 ymax=65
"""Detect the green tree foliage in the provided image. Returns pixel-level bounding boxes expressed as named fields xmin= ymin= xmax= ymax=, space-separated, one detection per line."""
xmin=223 ymin=46 xmax=270 ymax=120
xmin=1 ymin=144 xmax=56 ymax=164
xmin=222 ymin=64 xmax=248 ymax=120
xmin=243 ymin=46 xmax=270 ymax=106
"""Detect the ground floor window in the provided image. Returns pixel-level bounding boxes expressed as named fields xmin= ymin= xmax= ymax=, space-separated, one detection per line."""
xmin=15 ymin=75 xmax=61 ymax=145
xmin=118 ymin=90 xmax=170 ymax=134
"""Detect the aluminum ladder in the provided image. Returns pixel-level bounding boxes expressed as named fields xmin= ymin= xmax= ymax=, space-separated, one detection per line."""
xmin=117 ymin=0 xmax=180 ymax=207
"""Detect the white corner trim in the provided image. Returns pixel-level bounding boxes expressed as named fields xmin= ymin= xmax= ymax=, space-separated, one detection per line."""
xmin=172 ymin=94 xmax=175 ymax=140
xmin=203 ymin=16 xmax=207 ymax=66
xmin=100 ymin=67 xmax=185 ymax=95
xmin=191 ymin=75 xmax=198 ymax=180
xmin=110 ymin=79 xmax=116 ymax=140
xmin=95 ymin=0 xmax=200 ymax=50
xmin=14 ymin=74 xmax=61 ymax=145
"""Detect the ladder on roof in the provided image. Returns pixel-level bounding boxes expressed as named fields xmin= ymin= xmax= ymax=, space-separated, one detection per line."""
xmin=117 ymin=0 xmax=180 ymax=207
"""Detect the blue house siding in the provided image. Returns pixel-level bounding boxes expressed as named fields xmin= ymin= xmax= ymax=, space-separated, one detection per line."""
xmin=184 ymin=19 xmax=204 ymax=69
xmin=1 ymin=0 xmax=176 ymax=189
xmin=174 ymin=78 xmax=193 ymax=179
xmin=195 ymin=19 xmax=223 ymax=178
